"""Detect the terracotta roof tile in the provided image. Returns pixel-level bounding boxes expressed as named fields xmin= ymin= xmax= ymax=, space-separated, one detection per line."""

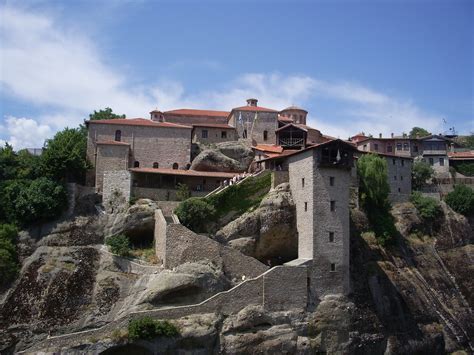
xmin=164 ymin=109 xmax=230 ymax=117
xmin=448 ymin=151 xmax=474 ymax=159
xmin=87 ymin=118 xmax=192 ymax=129
xmin=130 ymin=168 xmax=237 ymax=178
xmin=232 ymin=106 xmax=278 ymax=113
xmin=253 ymin=144 xmax=284 ymax=153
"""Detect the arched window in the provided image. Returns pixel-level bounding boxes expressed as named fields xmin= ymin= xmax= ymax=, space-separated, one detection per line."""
xmin=172 ymin=163 xmax=178 ymax=170
xmin=263 ymin=130 xmax=268 ymax=141
xmin=153 ymin=162 xmax=159 ymax=168
xmin=115 ymin=130 xmax=121 ymax=142
xmin=134 ymin=161 xmax=140 ymax=168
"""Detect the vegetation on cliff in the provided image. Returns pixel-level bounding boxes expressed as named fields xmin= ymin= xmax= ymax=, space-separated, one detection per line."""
xmin=445 ymin=184 xmax=474 ymax=216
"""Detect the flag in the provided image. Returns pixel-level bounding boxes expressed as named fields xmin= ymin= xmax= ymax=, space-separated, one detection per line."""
xmin=238 ymin=112 xmax=243 ymax=126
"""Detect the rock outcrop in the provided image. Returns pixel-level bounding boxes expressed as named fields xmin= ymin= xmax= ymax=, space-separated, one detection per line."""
xmin=190 ymin=141 xmax=254 ymax=173
xmin=215 ymin=183 xmax=297 ymax=263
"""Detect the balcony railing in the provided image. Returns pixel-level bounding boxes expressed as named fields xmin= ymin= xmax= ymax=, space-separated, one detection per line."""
xmin=279 ymin=137 xmax=304 ymax=147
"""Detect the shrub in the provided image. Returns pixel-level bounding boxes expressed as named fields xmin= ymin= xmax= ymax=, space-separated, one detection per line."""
xmin=176 ymin=183 xmax=191 ymax=201
xmin=128 ymin=317 xmax=179 ymax=341
xmin=445 ymin=185 xmax=474 ymax=216
xmin=412 ymin=160 xmax=434 ymax=190
xmin=175 ymin=197 xmax=216 ymax=233
xmin=106 ymin=234 xmax=130 ymax=257
xmin=0 ymin=224 xmax=18 ymax=243
xmin=455 ymin=163 xmax=474 ymax=177
xmin=0 ymin=238 xmax=19 ymax=287
xmin=410 ymin=192 xmax=442 ymax=220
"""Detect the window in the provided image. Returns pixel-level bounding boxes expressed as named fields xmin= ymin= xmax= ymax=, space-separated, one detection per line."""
xmin=429 ymin=158 xmax=434 ymax=166
xmin=400 ymin=175 xmax=403 ymax=181
xmin=153 ymin=162 xmax=159 ymax=168
xmin=329 ymin=176 xmax=335 ymax=186
xmin=396 ymin=143 xmax=402 ymax=151
xmin=134 ymin=161 xmax=140 ymax=168
xmin=330 ymin=200 xmax=336 ymax=211
xmin=172 ymin=163 xmax=179 ymax=169
xmin=387 ymin=145 xmax=393 ymax=153
xmin=398 ymin=188 xmax=401 ymax=192
xmin=374 ymin=143 xmax=379 ymax=151
xmin=363 ymin=144 xmax=367 ymax=151
xmin=202 ymin=130 xmax=208 ymax=139
xmin=439 ymin=158 xmax=444 ymax=166
xmin=403 ymin=142 xmax=409 ymax=151
xmin=392 ymin=159 xmax=396 ymax=165
xmin=302 ymin=178 xmax=305 ymax=188
xmin=304 ymin=202 xmax=308 ymax=211
xmin=394 ymin=176 xmax=397 ymax=180
xmin=413 ymin=145 xmax=418 ymax=152
xmin=330 ymin=263 xmax=336 ymax=272
xmin=329 ymin=232 xmax=335 ymax=242
xmin=243 ymin=129 xmax=247 ymax=138
xmin=221 ymin=131 xmax=227 ymax=139
xmin=263 ymin=130 xmax=268 ymax=141
xmin=401 ymin=160 xmax=404 ymax=166
xmin=115 ymin=130 xmax=121 ymax=142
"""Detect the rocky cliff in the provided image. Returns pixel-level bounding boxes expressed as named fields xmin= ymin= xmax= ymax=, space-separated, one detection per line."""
xmin=0 ymin=194 xmax=472 ymax=354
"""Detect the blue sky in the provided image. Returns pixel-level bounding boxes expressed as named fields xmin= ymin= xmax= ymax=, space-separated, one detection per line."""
xmin=0 ymin=0 xmax=472 ymax=149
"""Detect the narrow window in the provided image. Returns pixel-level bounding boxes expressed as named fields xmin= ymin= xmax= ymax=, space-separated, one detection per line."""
xmin=403 ymin=142 xmax=409 ymax=151
xmin=243 ymin=129 xmax=247 ymax=138
xmin=394 ymin=176 xmax=397 ymax=180
xmin=134 ymin=161 xmax=140 ymax=168
xmin=439 ymin=158 xmax=444 ymax=166
xmin=329 ymin=176 xmax=335 ymax=186
xmin=153 ymin=162 xmax=159 ymax=168
xmin=263 ymin=130 xmax=268 ymax=141
xmin=400 ymin=175 xmax=403 ymax=181
xmin=302 ymin=178 xmax=305 ymax=188
xmin=329 ymin=232 xmax=335 ymax=242
xmin=172 ymin=163 xmax=178 ymax=169
xmin=398 ymin=188 xmax=401 ymax=193
xmin=387 ymin=145 xmax=393 ymax=153
xmin=330 ymin=200 xmax=336 ymax=211
xmin=363 ymin=144 xmax=367 ymax=151
xmin=401 ymin=160 xmax=405 ymax=167
xmin=392 ymin=159 xmax=396 ymax=165
xmin=330 ymin=263 xmax=336 ymax=272
xmin=221 ymin=131 xmax=227 ymax=139
xmin=304 ymin=202 xmax=308 ymax=211
xmin=202 ymin=130 xmax=208 ymax=138
xmin=115 ymin=130 xmax=121 ymax=142
xmin=396 ymin=143 xmax=402 ymax=151
xmin=374 ymin=143 xmax=379 ymax=151
xmin=429 ymin=158 xmax=434 ymax=166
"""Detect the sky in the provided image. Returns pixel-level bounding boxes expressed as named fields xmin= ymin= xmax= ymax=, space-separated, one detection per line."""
xmin=0 ymin=0 xmax=472 ymax=149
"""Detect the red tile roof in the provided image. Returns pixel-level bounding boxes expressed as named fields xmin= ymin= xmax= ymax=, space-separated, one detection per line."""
xmin=96 ymin=140 xmax=130 ymax=146
xmin=232 ymin=106 xmax=278 ymax=113
xmin=164 ymin=109 xmax=230 ymax=117
xmin=87 ymin=118 xmax=192 ymax=129
xmin=448 ymin=151 xmax=474 ymax=159
xmin=130 ymin=168 xmax=237 ymax=178
xmin=191 ymin=123 xmax=235 ymax=129
xmin=253 ymin=144 xmax=284 ymax=153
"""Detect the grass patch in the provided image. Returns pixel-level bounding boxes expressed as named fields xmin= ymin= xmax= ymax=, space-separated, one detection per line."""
xmin=129 ymin=247 xmax=158 ymax=264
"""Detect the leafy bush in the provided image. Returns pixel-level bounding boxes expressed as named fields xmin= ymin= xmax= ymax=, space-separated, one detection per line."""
xmin=106 ymin=234 xmax=130 ymax=257
xmin=1 ymin=178 xmax=67 ymax=225
xmin=412 ymin=160 xmax=435 ymax=190
xmin=455 ymin=163 xmax=474 ymax=177
xmin=0 ymin=224 xmax=18 ymax=243
xmin=410 ymin=192 xmax=442 ymax=220
xmin=176 ymin=183 xmax=191 ymax=201
xmin=0 ymin=224 xmax=19 ymax=287
xmin=445 ymin=185 xmax=474 ymax=216
xmin=175 ymin=197 xmax=216 ymax=233
xmin=128 ymin=317 xmax=179 ymax=341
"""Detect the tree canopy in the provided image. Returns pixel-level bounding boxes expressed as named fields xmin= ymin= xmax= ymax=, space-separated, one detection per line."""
xmin=409 ymin=127 xmax=430 ymax=138
xmin=357 ymin=153 xmax=390 ymax=211
xmin=412 ymin=159 xmax=435 ymax=190
xmin=445 ymin=185 xmax=474 ymax=216
xmin=88 ymin=107 xmax=125 ymax=121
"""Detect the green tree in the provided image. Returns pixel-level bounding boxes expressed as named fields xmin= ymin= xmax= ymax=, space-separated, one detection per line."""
xmin=457 ymin=134 xmax=474 ymax=149
xmin=0 ymin=143 xmax=18 ymax=181
xmin=445 ymin=185 xmax=474 ymax=216
xmin=0 ymin=224 xmax=18 ymax=243
xmin=176 ymin=183 xmax=191 ymax=201
xmin=16 ymin=149 xmax=43 ymax=179
xmin=175 ymin=198 xmax=216 ymax=233
xmin=1 ymin=178 xmax=67 ymax=225
xmin=412 ymin=160 xmax=434 ymax=190
xmin=41 ymin=127 xmax=89 ymax=182
xmin=357 ymin=154 xmax=390 ymax=211
xmin=88 ymin=107 xmax=125 ymax=121
xmin=409 ymin=127 xmax=430 ymax=138
xmin=106 ymin=234 xmax=130 ymax=257
xmin=0 ymin=223 xmax=19 ymax=287
xmin=410 ymin=192 xmax=441 ymax=220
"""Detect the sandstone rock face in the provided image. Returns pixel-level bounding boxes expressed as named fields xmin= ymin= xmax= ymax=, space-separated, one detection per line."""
xmin=190 ymin=141 xmax=254 ymax=173
xmin=216 ymin=183 xmax=297 ymax=263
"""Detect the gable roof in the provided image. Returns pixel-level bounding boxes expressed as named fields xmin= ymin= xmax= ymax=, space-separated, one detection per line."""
xmin=87 ymin=118 xmax=192 ymax=129
xmin=231 ymin=105 xmax=279 ymax=113
xmin=275 ymin=123 xmax=308 ymax=133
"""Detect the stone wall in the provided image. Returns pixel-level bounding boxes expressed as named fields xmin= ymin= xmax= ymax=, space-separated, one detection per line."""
xmin=96 ymin=144 xmax=130 ymax=191
xmin=192 ymin=127 xmax=237 ymax=144
xmin=271 ymin=170 xmax=289 ymax=188
xmin=386 ymin=156 xmax=412 ymax=201
xmin=230 ymin=110 xmax=279 ymax=145
xmin=132 ymin=187 xmax=206 ymax=201
xmin=103 ymin=170 xmax=131 ymax=213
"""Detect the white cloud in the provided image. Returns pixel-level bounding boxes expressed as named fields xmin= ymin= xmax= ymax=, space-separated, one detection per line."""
xmin=0 ymin=4 xmax=445 ymax=148
xmin=1 ymin=116 xmax=53 ymax=149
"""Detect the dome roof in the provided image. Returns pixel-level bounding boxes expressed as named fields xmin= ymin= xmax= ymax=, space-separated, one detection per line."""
xmin=281 ymin=105 xmax=308 ymax=113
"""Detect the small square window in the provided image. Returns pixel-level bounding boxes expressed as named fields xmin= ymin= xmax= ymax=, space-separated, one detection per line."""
xmin=329 ymin=176 xmax=335 ymax=186
xmin=202 ymin=130 xmax=208 ymax=138
xmin=330 ymin=263 xmax=336 ymax=272
xmin=387 ymin=145 xmax=393 ymax=153
xmin=330 ymin=200 xmax=336 ymax=211
xmin=221 ymin=131 xmax=227 ymax=139
xmin=304 ymin=202 xmax=308 ymax=211
xmin=374 ymin=143 xmax=379 ymax=151
xmin=302 ymin=178 xmax=305 ymax=188
xmin=329 ymin=232 xmax=334 ymax=242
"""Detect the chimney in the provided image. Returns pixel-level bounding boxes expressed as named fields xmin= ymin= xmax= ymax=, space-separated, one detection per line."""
xmin=246 ymin=98 xmax=258 ymax=107
xmin=391 ymin=133 xmax=394 ymax=138
xmin=150 ymin=109 xmax=163 ymax=122
xmin=379 ymin=133 xmax=382 ymax=138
